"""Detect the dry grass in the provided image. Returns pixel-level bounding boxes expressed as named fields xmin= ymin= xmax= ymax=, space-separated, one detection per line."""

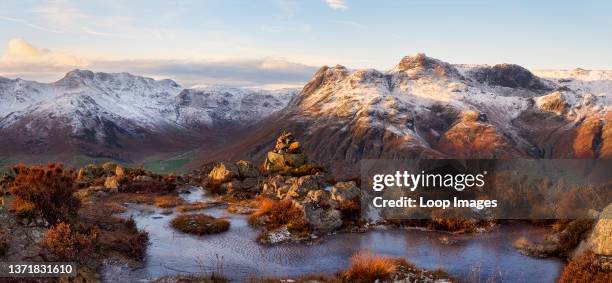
xmin=154 ymin=274 xmax=229 ymax=283
xmin=342 ymin=251 xmax=397 ymax=282
xmin=171 ymin=214 xmax=230 ymax=235
xmin=558 ymin=251 xmax=612 ymax=283
xmin=154 ymin=195 xmax=185 ymax=208
xmin=248 ymin=197 xmax=309 ymax=236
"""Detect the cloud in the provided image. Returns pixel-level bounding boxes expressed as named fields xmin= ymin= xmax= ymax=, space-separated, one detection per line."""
xmin=0 ymin=38 xmax=89 ymax=68
xmin=325 ymin=0 xmax=348 ymax=10
xmin=0 ymin=39 xmax=317 ymax=88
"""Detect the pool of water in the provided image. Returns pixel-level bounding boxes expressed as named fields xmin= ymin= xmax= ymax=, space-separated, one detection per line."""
xmin=102 ymin=187 xmax=564 ymax=282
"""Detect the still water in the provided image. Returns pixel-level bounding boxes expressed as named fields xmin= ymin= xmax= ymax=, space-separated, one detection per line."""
xmin=102 ymin=187 xmax=563 ymax=282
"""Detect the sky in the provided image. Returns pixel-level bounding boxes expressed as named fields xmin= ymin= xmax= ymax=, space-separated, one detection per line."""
xmin=0 ymin=0 xmax=611 ymax=88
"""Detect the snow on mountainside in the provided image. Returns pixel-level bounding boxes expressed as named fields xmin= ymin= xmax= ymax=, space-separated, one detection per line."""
xmin=0 ymin=70 xmax=298 ymax=160
xmin=175 ymin=86 xmax=298 ymax=127
xmin=227 ymin=54 xmax=611 ymax=177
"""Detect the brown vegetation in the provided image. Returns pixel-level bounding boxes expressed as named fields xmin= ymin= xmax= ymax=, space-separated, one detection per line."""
xmin=0 ymin=225 xmax=8 ymax=257
xmin=343 ymin=251 xmax=397 ymax=282
xmin=558 ymin=251 xmax=612 ymax=283
xmin=171 ymin=214 xmax=230 ymax=235
xmin=40 ymin=222 xmax=98 ymax=262
xmin=9 ymin=163 xmax=80 ymax=225
xmin=249 ymin=197 xmax=310 ymax=235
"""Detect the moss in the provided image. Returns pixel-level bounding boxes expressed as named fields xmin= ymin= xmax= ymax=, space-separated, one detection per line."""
xmin=171 ymin=214 xmax=230 ymax=235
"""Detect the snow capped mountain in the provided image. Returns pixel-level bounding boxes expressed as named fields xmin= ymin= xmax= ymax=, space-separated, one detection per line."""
xmin=229 ymin=54 xmax=611 ymax=177
xmin=175 ymin=85 xmax=298 ymax=127
xmin=0 ymin=70 xmax=298 ymax=160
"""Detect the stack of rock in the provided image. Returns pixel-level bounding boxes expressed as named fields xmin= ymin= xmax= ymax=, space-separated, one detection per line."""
xmin=207 ymin=160 xmax=261 ymax=197
xmin=262 ymin=131 xmax=307 ymax=173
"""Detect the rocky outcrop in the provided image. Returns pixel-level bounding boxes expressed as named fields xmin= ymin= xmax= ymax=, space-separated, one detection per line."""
xmin=469 ymin=64 xmax=551 ymax=92
xmin=585 ymin=203 xmax=612 ymax=256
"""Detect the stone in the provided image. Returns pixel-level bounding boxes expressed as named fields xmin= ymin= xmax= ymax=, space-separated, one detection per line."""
xmin=586 ymin=203 xmax=612 ymax=256
xmin=287 ymin=175 xmax=320 ymax=199
xmin=298 ymin=202 xmax=342 ymax=233
xmin=236 ymin=160 xmax=259 ymax=178
xmin=104 ymin=177 xmax=120 ymax=192
xmin=115 ymin=165 xmax=126 ymax=177
xmin=331 ymin=181 xmax=360 ymax=202
xmin=208 ymin=162 xmax=239 ymax=184
xmin=101 ymin=162 xmax=118 ymax=172
xmin=305 ymin=190 xmax=330 ymax=204
xmin=262 ymin=175 xmax=296 ymax=199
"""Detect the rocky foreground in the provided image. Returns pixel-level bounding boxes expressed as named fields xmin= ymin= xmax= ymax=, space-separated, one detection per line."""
xmin=1 ymin=132 xmax=611 ymax=282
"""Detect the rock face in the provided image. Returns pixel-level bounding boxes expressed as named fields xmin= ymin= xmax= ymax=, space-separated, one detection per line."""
xmin=586 ymin=203 xmax=612 ymax=256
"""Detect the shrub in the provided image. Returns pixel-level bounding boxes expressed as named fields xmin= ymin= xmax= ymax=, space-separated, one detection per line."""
xmin=343 ymin=251 xmax=396 ymax=282
xmin=40 ymin=222 xmax=98 ymax=262
xmin=171 ymin=214 xmax=230 ymax=235
xmin=248 ymin=198 xmax=309 ymax=234
xmin=0 ymin=225 xmax=8 ymax=256
xmin=9 ymin=163 xmax=80 ymax=225
xmin=558 ymin=251 xmax=612 ymax=283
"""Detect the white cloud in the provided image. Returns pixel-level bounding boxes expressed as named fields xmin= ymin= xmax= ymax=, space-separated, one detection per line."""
xmin=0 ymin=38 xmax=89 ymax=68
xmin=325 ymin=0 xmax=348 ymax=10
xmin=0 ymin=39 xmax=317 ymax=87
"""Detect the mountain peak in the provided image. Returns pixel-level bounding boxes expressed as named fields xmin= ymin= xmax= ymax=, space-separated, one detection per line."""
xmin=395 ymin=53 xmax=461 ymax=79
xmin=64 ymin=69 xmax=95 ymax=80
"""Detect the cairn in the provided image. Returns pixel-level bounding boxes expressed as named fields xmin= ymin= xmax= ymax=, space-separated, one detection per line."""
xmin=263 ymin=131 xmax=307 ymax=173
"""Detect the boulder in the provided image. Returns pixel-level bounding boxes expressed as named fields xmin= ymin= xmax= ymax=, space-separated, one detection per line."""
xmin=101 ymin=162 xmax=118 ymax=173
xmin=305 ymin=190 xmax=331 ymax=204
xmin=208 ymin=162 xmax=239 ymax=184
xmin=236 ymin=160 xmax=259 ymax=178
xmin=298 ymin=202 xmax=342 ymax=233
xmin=331 ymin=181 xmax=360 ymax=202
xmin=262 ymin=175 xmax=296 ymax=199
xmin=115 ymin=165 xmax=126 ymax=177
xmin=287 ymin=175 xmax=320 ymax=199
xmin=585 ymin=203 xmax=612 ymax=256
xmin=104 ymin=177 xmax=120 ymax=192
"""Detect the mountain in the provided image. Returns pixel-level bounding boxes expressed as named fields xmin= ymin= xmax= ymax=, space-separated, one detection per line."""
xmin=0 ymin=70 xmax=298 ymax=162
xmin=204 ymin=54 xmax=611 ymax=177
